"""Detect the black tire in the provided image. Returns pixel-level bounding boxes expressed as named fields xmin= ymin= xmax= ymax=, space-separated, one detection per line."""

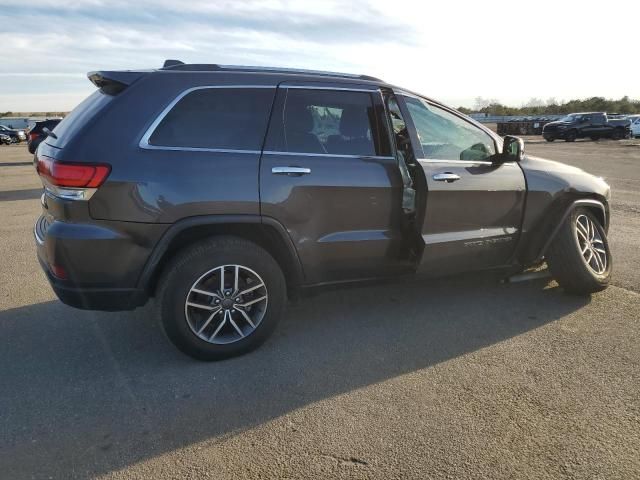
xmin=545 ymin=137 xmax=555 ymax=142
xmin=564 ymin=130 xmax=577 ymax=142
xmin=546 ymin=207 xmax=611 ymax=294
xmin=590 ymin=136 xmax=598 ymax=141
xmin=157 ymin=236 xmax=286 ymax=360
xmin=612 ymin=128 xmax=624 ymax=140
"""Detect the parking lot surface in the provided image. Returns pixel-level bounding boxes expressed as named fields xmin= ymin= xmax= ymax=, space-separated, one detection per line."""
xmin=1 ymin=140 xmax=639 ymax=479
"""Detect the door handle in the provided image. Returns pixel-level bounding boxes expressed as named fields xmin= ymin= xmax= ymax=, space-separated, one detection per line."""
xmin=432 ymin=172 xmax=460 ymax=183
xmin=272 ymin=166 xmax=311 ymax=176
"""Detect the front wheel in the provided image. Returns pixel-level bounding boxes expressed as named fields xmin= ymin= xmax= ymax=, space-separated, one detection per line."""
xmin=546 ymin=207 xmax=611 ymax=294
xmin=158 ymin=237 xmax=286 ymax=360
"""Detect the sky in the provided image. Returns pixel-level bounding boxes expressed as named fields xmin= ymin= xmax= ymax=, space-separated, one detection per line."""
xmin=0 ymin=0 xmax=638 ymax=112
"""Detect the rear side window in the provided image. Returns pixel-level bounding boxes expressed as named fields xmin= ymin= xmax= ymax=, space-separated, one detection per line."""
xmin=148 ymin=87 xmax=275 ymax=151
xmin=265 ymin=89 xmax=386 ymax=156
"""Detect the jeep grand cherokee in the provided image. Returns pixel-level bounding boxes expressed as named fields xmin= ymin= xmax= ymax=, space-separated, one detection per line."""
xmin=35 ymin=60 xmax=612 ymax=360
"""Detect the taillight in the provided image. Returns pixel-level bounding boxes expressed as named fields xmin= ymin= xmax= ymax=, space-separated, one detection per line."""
xmin=36 ymin=156 xmax=111 ymax=200
xmin=29 ymin=132 xmax=40 ymax=141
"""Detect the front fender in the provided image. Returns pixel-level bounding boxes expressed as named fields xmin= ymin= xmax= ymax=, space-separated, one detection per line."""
xmin=515 ymin=156 xmax=610 ymax=266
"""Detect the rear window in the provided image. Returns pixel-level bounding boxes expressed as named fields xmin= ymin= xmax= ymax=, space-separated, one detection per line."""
xmin=45 ymin=91 xmax=113 ymax=148
xmin=147 ymin=87 xmax=275 ymax=151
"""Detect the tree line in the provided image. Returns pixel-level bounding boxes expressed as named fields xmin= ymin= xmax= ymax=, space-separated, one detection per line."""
xmin=458 ymin=96 xmax=640 ymax=116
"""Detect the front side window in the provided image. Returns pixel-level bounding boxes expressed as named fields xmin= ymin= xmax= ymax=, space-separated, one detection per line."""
xmin=561 ymin=114 xmax=581 ymax=123
xmin=404 ymin=97 xmax=496 ymax=161
xmin=148 ymin=87 xmax=275 ymax=151
xmin=265 ymin=89 xmax=385 ymax=156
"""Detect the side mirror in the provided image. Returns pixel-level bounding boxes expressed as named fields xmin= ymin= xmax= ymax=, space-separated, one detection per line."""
xmin=501 ymin=135 xmax=524 ymax=162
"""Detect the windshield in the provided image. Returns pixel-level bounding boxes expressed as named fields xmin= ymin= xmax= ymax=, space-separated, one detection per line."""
xmin=559 ymin=115 xmax=580 ymax=122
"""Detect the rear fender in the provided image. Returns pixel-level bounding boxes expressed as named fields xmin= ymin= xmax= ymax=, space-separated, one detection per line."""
xmin=137 ymin=215 xmax=304 ymax=294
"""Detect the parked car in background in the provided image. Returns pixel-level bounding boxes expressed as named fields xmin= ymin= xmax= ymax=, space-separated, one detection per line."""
xmin=542 ymin=112 xmax=631 ymax=142
xmin=27 ymin=119 xmax=62 ymax=154
xmin=34 ymin=61 xmax=613 ymax=360
xmin=0 ymin=133 xmax=11 ymax=145
xmin=629 ymin=115 xmax=640 ymax=138
xmin=0 ymin=125 xmax=27 ymax=143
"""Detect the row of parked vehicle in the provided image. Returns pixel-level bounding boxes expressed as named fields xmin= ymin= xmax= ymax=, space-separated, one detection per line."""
xmin=542 ymin=112 xmax=639 ymax=142
xmin=0 ymin=119 xmax=62 ymax=152
xmin=0 ymin=124 xmax=27 ymax=145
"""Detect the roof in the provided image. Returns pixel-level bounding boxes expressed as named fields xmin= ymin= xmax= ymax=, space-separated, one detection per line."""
xmin=158 ymin=59 xmax=383 ymax=83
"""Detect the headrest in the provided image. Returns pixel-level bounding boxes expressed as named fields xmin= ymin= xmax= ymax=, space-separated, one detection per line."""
xmin=340 ymin=106 xmax=369 ymax=138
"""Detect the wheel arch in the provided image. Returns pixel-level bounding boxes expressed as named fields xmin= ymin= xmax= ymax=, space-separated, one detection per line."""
xmin=138 ymin=215 xmax=304 ymax=297
xmin=519 ymin=196 xmax=609 ymax=266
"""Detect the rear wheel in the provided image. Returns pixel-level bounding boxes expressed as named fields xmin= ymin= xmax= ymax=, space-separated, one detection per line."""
xmin=545 ymin=137 xmax=555 ymax=142
xmin=564 ymin=130 xmax=577 ymax=142
xmin=612 ymin=128 xmax=625 ymax=140
xmin=158 ymin=237 xmax=286 ymax=360
xmin=590 ymin=136 xmax=598 ymax=141
xmin=546 ymin=207 xmax=611 ymax=294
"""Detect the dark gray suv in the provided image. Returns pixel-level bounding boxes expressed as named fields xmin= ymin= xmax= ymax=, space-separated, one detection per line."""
xmin=35 ymin=60 xmax=612 ymax=360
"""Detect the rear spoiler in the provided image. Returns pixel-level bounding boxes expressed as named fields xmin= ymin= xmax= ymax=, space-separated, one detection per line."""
xmin=87 ymin=70 xmax=147 ymax=95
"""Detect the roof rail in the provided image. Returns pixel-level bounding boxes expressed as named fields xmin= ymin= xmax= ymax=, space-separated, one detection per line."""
xmin=159 ymin=60 xmax=382 ymax=82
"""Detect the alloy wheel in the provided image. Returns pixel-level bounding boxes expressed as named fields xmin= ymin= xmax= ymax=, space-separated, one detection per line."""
xmin=575 ymin=214 xmax=607 ymax=275
xmin=184 ymin=265 xmax=268 ymax=344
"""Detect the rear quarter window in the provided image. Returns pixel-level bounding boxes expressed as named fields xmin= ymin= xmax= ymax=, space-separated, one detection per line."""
xmin=146 ymin=87 xmax=275 ymax=151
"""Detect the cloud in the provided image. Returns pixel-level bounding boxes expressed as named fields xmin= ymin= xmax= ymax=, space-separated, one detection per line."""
xmin=0 ymin=0 xmax=423 ymax=110
xmin=0 ymin=0 xmax=638 ymax=111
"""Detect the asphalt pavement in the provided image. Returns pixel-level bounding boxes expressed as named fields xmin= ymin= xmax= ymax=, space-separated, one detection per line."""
xmin=0 ymin=140 xmax=638 ymax=479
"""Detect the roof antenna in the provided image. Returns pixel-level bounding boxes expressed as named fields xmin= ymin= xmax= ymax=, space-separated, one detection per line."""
xmin=162 ymin=59 xmax=184 ymax=68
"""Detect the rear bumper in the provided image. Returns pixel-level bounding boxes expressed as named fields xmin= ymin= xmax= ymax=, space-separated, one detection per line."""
xmin=34 ymin=214 xmax=152 ymax=311
xmin=37 ymin=254 xmax=144 ymax=310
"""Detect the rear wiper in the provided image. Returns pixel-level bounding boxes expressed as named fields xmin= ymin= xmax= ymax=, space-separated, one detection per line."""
xmin=43 ymin=127 xmax=58 ymax=139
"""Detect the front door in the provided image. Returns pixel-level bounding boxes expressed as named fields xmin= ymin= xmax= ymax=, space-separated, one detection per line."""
xmin=397 ymin=94 xmax=526 ymax=274
xmin=260 ymin=83 xmax=408 ymax=284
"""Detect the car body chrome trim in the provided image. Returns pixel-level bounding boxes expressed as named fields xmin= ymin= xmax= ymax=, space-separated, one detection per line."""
xmin=34 ymin=221 xmax=45 ymax=246
xmin=422 ymin=227 xmax=517 ymax=245
xmin=139 ymin=85 xmax=276 ymax=151
xmin=271 ymin=166 xmax=311 ymax=175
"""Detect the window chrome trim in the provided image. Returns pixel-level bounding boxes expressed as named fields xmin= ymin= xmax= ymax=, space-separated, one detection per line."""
xmin=141 ymin=145 xmax=262 ymax=154
xmin=418 ymin=158 xmax=516 ymax=166
xmin=263 ymin=150 xmax=394 ymax=160
xmin=279 ymin=84 xmax=380 ymax=93
xmin=139 ymin=85 xmax=276 ymax=152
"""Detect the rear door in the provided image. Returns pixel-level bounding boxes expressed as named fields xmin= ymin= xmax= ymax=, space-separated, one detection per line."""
xmin=590 ymin=113 xmax=608 ymax=136
xmin=259 ymin=83 xmax=408 ymax=284
xmin=397 ymin=94 xmax=526 ymax=274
